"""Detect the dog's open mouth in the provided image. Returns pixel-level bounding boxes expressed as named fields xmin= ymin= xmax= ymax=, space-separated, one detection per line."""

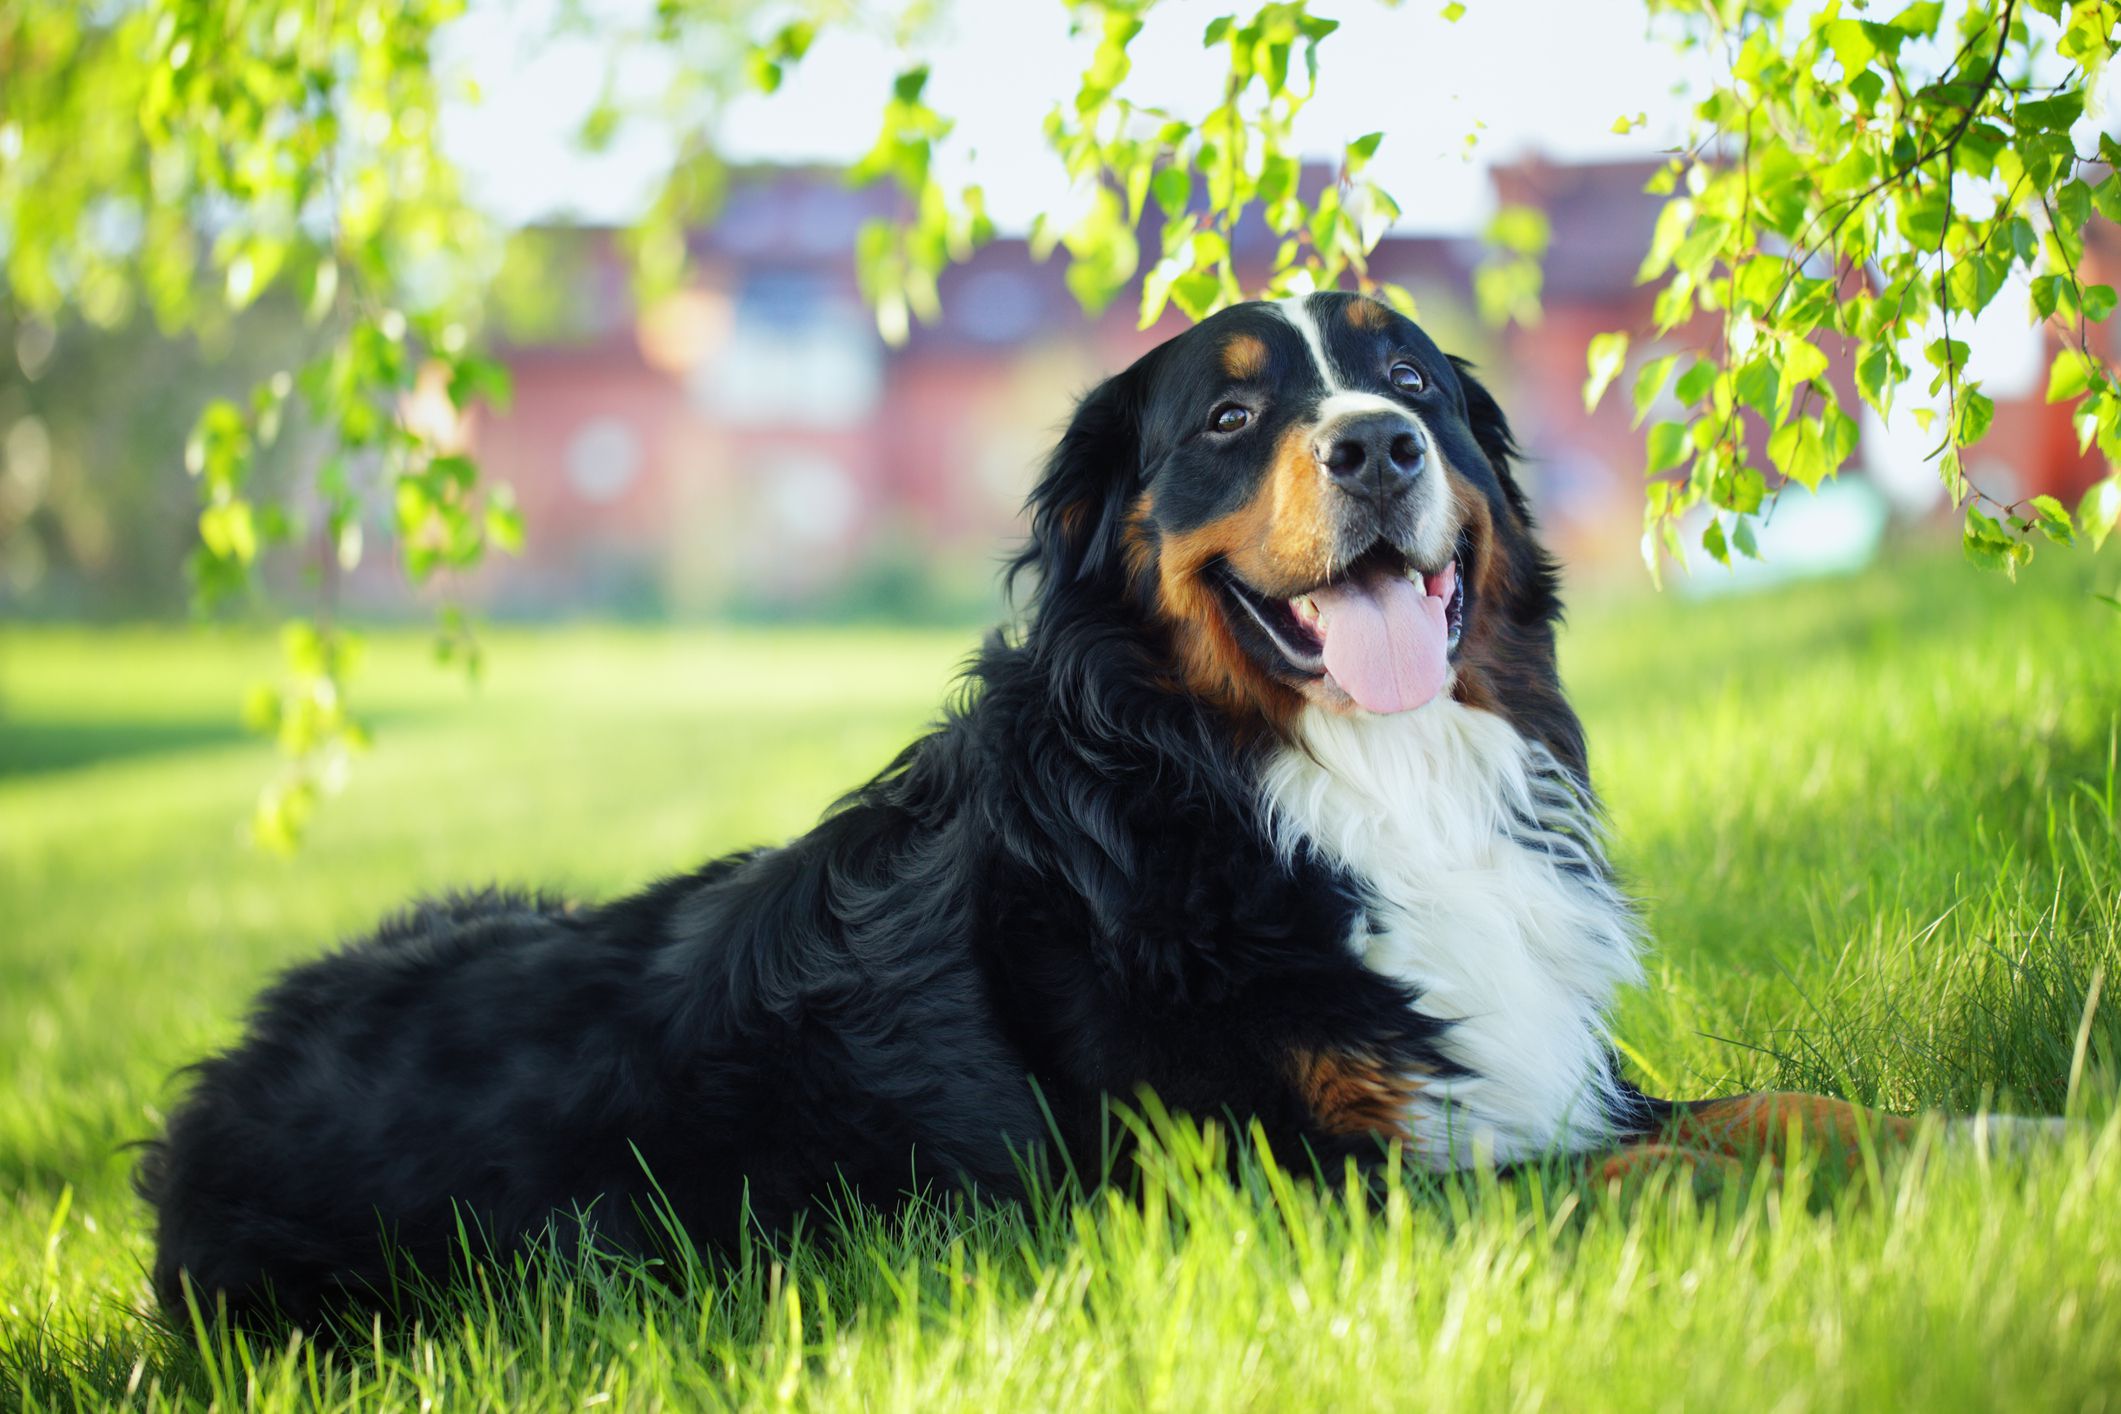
xmin=1215 ymin=541 xmax=1467 ymax=714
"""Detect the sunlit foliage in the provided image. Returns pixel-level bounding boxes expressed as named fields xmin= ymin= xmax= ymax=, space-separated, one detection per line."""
xmin=1582 ymin=0 xmax=2121 ymax=577
xmin=2 ymin=0 xmax=520 ymax=843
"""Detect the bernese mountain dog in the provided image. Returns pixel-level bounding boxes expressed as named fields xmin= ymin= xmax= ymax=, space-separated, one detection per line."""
xmin=140 ymin=292 xmax=2052 ymax=1325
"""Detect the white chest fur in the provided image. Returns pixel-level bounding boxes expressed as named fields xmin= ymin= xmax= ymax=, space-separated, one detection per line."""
xmin=1258 ymin=701 xmax=1644 ymax=1167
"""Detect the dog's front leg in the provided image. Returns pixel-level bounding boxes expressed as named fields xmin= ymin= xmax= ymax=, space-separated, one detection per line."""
xmin=1592 ymin=1092 xmax=2070 ymax=1184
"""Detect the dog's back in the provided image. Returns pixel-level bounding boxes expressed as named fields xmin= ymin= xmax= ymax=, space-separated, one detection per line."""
xmin=138 ymin=889 xmax=688 ymax=1319
xmin=140 ymin=823 xmax=1050 ymax=1322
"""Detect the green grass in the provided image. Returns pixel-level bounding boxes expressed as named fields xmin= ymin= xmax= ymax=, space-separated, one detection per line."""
xmin=4 ymin=549 xmax=2120 ymax=1410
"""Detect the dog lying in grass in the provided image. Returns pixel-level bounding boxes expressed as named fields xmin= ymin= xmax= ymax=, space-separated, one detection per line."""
xmin=140 ymin=293 xmax=2060 ymax=1325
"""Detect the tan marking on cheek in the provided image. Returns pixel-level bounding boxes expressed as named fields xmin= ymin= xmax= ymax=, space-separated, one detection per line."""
xmin=1288 ymin=1047 xmax=1420 ymax=1142
xmin=1142 ymin=508 xmax=1304 ymax=731
xmin=1224 ymin=423 xmax=1337 ymax=593
xmin=1129 ymin=430 xmax=1350 ymax=731
xmin=1221 ymin=333 xmax=1268 ymax=379
xmin=1345 ymin=297 xmax=1390 ymax=331
xmin=1150 ymin=504 xmax=1287 ymax=729
xmin=1435 ymin=466 xmax=1585 ymax=764
xmin=1440 ymin=470 xmax=1507 ymax=715
xmin=1449 ymin=470 xmax=1499 ymax=597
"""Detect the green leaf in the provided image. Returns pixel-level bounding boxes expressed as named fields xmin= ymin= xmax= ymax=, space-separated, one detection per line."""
xmin=1632 ymin=353 xmax=1680 ymax=426
xmin=1733 ymin=356 xmax=1781 ymax=418
xmin=1924 ymin=337 xmax=1970 ymax=376
xmin=1726 ymin=465 xmax=1767 ymax=515
xmin=1646 ymin=420 xmax=1690 ymax=475
xmin=447 ymin=354 xmax=513 ymax=413
xmin=1440 ymin=2 xmax=1467 ymax=19
xmin=2032 ymin=275 xmax=2064 ymax=321
xmin=1701 ymin=516 xmax=1730 ymax=565
xmin=1856 ymin=343 xmax=1893 ymax=416
xmin=1584 ymin=332 xmax=1630 ymax=413
xmin=485 ymin=498 xmax=525 ymax=554
xmin=1150 ymin=167 xmax=1191 ymax=221
xmin=1898 ymin=185 xmax=1947 ymax=247
xmin=2015 ymin=92 xmax=2085 ymax=133
xmin=2082 ymin=475 xmax=2121 ymax=551
xmin=1962 ymin=506 xmax=2021 ymax=573
xmin=891 ymin=67 xmax=930 ymax=104
xmin=198 ymin=500 xmax=259 ymax=564
xmin=1732 ymin=515 xmax=1761 ymax=559
xmin=2094 ymin=171 xmax=2121 ymax=224
xmin=1945 ymin=252 xmax=2008 ymax=317
xmin=1670 ymin=216 xmax=1728 ymax=281
xmin=2057 ymin=179 xmax=2093 ymax=237
xmin=1955 ymin=389 xmax=1995 ymax=447
xmin=1821 ymin=20 xmax=1879 ymax=73
xmin=1258 ymin=155 xmax=1299 ymax=208
xmin=1486 ymin=205 xmax=1551 ymax=257
xmin=1767 ymin=417 xmax=1832 ymax=491
xmin=745 ymin=51 xmax=783 ymax=93
xmin=2029 ymin=494 xmax=2075 ymax=545
xmin=1673 ymin=359 xmax=1717 ymax=406
xmin=1887 ymin=2 xmax=1943 ymax=35
xmin=2048 ymin=351 xmax=2099 ymax=404
xmin=776 ymin=20 xmax=817 ymax=62
xmin=1169 ymin=270 xmax=1223 ymax=321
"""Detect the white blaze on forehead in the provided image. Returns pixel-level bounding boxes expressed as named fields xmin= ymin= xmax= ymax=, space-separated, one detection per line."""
xmin=1315 ymin=391 xmax=1406 ymax=425
xmin=1273 ymin=294 xmax=1344 ymax=393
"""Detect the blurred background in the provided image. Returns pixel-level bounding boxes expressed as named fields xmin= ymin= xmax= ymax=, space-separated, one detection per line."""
xmin=2 ymin=0 xmax=2117 ymax=627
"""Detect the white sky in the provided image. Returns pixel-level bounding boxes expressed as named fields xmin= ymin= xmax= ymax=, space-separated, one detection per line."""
xmin=441 ymin=0 xmax=1717 ymax=235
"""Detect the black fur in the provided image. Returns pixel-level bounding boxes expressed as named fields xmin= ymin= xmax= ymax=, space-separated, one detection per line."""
xmin=140 ymin=296 xmax=1635 ymax=1324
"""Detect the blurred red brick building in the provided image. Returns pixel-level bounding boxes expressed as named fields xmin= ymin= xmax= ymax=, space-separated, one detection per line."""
xmin=460 ymin=159 xmax=2112 ymax=617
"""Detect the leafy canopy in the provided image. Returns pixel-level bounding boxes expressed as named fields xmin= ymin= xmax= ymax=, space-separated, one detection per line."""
xmin=1580 ymin=0 xmax=2121 ymax=577
xmin=4 ymin=0 xmax=521 ymax=845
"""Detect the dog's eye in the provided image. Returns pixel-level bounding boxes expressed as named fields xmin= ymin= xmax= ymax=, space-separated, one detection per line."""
xmin=1390 ymin=361 xmax=1426 ymax=393
xmin=1209 ymin=403 xmax=1253 ymax=433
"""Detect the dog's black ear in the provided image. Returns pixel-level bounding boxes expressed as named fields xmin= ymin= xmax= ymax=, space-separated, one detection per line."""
xmin=1007 ymin=359 xmax=1152 ymax=608
xmin=1450 ymin=355 xmax=1533 ymax=521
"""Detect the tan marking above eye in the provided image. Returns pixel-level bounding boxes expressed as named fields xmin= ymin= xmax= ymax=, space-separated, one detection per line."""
xmin=1221 ymin=333 xmax=1269 ymax=380
xmin=1345 ymin=297 xmax=1390 ymax=331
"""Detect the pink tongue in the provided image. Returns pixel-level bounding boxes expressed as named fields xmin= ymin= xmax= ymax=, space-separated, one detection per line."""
xmin=1310 ymin=568 xmax=1451 ymax=714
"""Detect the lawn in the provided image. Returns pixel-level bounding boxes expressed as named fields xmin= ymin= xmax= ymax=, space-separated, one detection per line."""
xmin=3 ymin=549 xmax=2119 ymax=1410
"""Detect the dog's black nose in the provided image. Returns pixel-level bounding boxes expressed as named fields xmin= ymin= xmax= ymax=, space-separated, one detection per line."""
xmin=1318 ymin=412 xmax=1426 ymax=494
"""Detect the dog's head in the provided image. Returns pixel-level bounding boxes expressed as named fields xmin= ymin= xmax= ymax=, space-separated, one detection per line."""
xmin=1018 ymin=292 xmax=1580 ymax=769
